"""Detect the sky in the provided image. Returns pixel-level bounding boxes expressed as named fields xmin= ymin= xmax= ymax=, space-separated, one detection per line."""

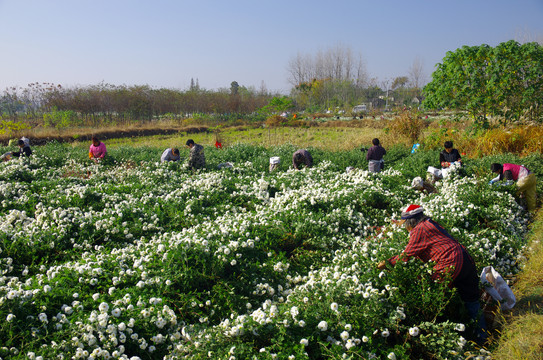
xmin=1 ymin=0 xmax=542 ymax=94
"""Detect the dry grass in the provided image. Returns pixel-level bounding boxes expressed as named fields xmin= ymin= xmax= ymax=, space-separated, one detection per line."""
xmin=0 ymin=120 xmax=200 ymax=143
xmin=490 ymin=212 xmax=543 ymax=360
xmin=387 ymin=110 xmax=429 ymax=144
xmin=471 ymin=126 xmax=543 ymax=157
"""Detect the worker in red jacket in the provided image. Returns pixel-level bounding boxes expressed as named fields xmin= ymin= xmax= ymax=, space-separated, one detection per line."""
xmin=379 ymin=204 xmax=486 ymax=341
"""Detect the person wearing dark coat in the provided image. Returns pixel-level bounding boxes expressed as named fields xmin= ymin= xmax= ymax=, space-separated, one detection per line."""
xmin=11 ymin=139 xmax=32 ymax=158
xmin=292 ymin=149 xmax=313 ymax=170
xmin=439 ymin=141 xmax=461 ymax=168
xmin=366 ymin=138 xmax=386 ymax=173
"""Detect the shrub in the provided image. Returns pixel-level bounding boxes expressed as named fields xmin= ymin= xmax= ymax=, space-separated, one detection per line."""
xmin=387 ymin=110 xmax=428 ymax=144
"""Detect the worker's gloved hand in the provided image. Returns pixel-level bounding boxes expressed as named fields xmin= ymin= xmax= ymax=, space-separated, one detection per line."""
xmin=489 ymin=179 xmax=497 ymax=185
xmin=377 ymin=260 xmax=387 ymax=270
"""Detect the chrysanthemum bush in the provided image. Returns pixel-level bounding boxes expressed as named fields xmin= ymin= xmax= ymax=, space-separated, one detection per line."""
xmin=0 ymin=143 xmax=539 ymax=360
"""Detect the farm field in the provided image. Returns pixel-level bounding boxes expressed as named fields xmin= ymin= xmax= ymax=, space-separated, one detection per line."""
xmin=0 ymin=141 xmax=542 ymax=360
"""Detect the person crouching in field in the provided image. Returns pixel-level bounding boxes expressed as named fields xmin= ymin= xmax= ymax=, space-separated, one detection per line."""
xmin=440 ymin=141 xmax=462 ymax=168
xmin=378 ymin=204 xmax=486 ymax=341
xmin=490 ymin=163 xmax=537 ymax=212
xmin=366 ymin=138 xmax=386 ymax=173
xmin=89 ymin=136 xmax=107 ymax=163
xmin=11 ymin=138 xmax=33 ymax=158
xmin=2 ymin=138 xmax=32 ymax=161
xmin=292 ymin=149 xmax=313 ymax=170
xmin=186 ymin=139 xmax=205 ymax=170
xmin=161 ymin=148 xmax=180 ymax=162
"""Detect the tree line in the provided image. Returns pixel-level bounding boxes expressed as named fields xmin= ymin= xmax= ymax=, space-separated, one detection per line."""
xmin=1 ymin=41 xmax=541 ymax=132
xmin=0 ymin=82 xmax=276 ymax=128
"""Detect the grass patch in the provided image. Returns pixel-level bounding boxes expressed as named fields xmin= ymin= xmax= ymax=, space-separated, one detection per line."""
xmin=491 ymin=211 xmax=543 ymax=360
xmin=94 ymin=126 xmax=388 ymax=152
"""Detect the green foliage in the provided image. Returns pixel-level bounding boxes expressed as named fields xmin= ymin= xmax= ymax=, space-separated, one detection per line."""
xmin=260 ymin=96 xmax=295 ymax=115
xmin=43 ymin=107 xmax=80 ymax=130
xmin=423 ymin=41 xmax=543 ymax=125
xmin=0 ymin=118 xmax=30 ymax=135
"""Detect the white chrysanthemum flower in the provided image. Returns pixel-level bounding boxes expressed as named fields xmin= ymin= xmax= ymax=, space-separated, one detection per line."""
xmin=381 ymin=329 xmax=390 ymax=337
xmin=330 ymin=302 xmax=339 ymax=312
xmin=318 ymin=320 xmax=328 ymax=331
xmin=300 ymin=338 xmax=308 ymax=346
xmin=99 ymin=302 xmax=109 ymax=312
xmin=409 ymin=327 xmax=420 ymax=336
xmin=38 ymin=313 xmax=48 ymax=323
xmin=455 ymin=323 xmax=465 ymax=332
xmin=387 ymin=352 xmax=397 ymax=360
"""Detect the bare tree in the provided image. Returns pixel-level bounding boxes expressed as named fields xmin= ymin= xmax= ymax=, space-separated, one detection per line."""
xmin=286 ymin=44 xmax=366 ymax=85
xmin=355 ymin=54 xmax=368 ymax=87
xmin=515 ymin=27 xmax=543 ymax=45
xmin=259 ymin=80 xmax=268 ymax=96
xmin=286 ymin=52 xmax=313 ymax=86
xmin=408 ymin=57 xmax=426 ymax=89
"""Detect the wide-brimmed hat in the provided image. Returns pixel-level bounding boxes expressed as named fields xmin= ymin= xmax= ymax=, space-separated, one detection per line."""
xmin=400 ymin=204 xmax=424 ymax=219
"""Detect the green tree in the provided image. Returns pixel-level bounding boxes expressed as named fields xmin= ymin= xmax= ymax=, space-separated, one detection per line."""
xmin=423 ymin=41 xmax=543 ymax=125
xmin=490 ymin=41 xmax=543 ymax=124
xmin=259 ymin=96 xmax=294 ymax=115
xmin=230 ymin=81 xmax=240 ymax=96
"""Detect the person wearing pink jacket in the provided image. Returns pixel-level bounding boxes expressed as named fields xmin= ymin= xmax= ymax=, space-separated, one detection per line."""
xmin=491 ymin=163 xmax=537 ymax=211
xmin=89 ymin=136 xmax=107 ymax=163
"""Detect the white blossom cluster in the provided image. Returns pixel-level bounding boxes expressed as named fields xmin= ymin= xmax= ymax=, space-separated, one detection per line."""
xmin=0 ymin=150 xmax=526 ymax=360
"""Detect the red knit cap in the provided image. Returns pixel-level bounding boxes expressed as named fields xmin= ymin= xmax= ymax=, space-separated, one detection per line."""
xmin=400 ymin=204 xmax=424 ymax=219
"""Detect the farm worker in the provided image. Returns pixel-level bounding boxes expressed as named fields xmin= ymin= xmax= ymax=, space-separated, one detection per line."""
xmin=378 ymin=205 xmax=486 ymax=341
xmin=439 ymin=141 xmax=462 ymax=168
xmin=490 ymin=163 xmax=537 ymax=211
xmin=161 ymin=148 xmax=180 ymax=162
xmin=10 ymin=138 xmax=33 ymax=158
xmin=89 ymin=136 xmax=107 ymax=162
xmin=292 ymin=149 xmax=313 ymax=170
xmin=366 ymin=138 xmax=386 ymax=173
xmin=186 ymin=139 xmax=206 ymax=170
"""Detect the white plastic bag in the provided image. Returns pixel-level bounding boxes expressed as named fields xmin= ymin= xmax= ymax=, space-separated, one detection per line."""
xmin=480 ymin=266 xmax=516 ymax=311
xmin=427 ymin=166 xmax=442 ymax=179
xmin=411 ymin=176 xmax=424 ymax=190
xmin=1 ymin=152 xmax=12 ymax=161
xmin=269 ymin=156 xmax=280 ymax=172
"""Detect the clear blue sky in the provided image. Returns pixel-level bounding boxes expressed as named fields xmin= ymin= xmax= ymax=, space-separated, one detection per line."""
xmin=1 ymin=0 xmax=542 ymax=94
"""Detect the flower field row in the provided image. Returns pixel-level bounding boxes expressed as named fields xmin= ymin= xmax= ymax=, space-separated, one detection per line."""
xmin=0 ymin=143 xmax=540 ymax=360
